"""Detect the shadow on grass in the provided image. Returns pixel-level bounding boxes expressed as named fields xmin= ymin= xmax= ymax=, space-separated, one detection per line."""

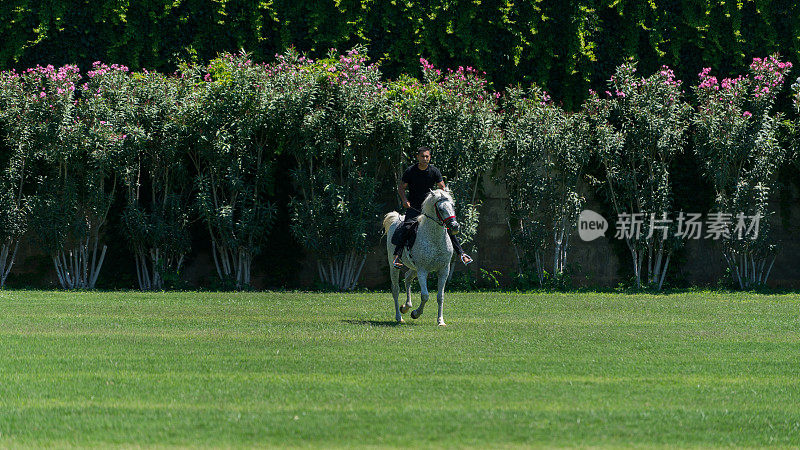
xmin=342 ymin=319 xmax=418 ymax=327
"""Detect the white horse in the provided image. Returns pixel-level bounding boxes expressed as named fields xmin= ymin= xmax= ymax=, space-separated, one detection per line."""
xmin=382 ymin=189 xmax=460 ymax=326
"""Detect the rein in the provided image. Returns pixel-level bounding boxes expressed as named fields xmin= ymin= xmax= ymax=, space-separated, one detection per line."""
xmin=411 ymin=200 xmax=455 ymax=230
xmin=435 ymin=203 xmax=456 ymax=227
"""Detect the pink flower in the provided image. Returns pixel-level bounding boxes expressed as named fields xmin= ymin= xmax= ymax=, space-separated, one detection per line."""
xmin=743 ymin=111 xmax=752 ymax=118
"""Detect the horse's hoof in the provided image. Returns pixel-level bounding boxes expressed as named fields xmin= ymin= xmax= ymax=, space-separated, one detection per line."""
xmin=397 ymin=317 xmax=405 ymax=324
xmin=438 ymin=321 xmax=447 ymax=327
xmin=411 ymin=310 xmax=420 ymax=319
xmin=400 ymin=305 xmax=410 ymax=314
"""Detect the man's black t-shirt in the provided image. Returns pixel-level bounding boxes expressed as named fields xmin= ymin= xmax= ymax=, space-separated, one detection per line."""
xmin=402 ymin=164 xmax=443 ymax=211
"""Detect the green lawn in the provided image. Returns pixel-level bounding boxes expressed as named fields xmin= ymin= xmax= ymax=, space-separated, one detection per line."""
xmin=1 ymin=290 xmax=799 ymax=448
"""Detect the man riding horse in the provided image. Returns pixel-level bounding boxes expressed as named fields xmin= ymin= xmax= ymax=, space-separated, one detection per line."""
xmin=392 ymin=146 xmax=473 ymax=269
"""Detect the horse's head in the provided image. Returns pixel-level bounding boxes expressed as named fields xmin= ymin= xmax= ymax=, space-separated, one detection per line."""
xmin=423 ymin=189 xmax=460 ymax=234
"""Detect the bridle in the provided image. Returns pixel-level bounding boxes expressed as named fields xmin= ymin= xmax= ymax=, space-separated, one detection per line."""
xmin=421 ymin=198 xmax=455 ymax=230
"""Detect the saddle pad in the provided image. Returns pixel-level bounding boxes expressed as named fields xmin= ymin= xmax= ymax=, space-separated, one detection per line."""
xmin=390 ymin=218 xmax=420 ymax=250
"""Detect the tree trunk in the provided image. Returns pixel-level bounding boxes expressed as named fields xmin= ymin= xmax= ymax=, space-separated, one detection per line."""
xmin=629 ymin=246 xmax=641 ymax=289
xmin=0 ymin=239 xmax=19 ymax=289
xmin=319 ymin=252 xmax=367 ymax=291
xmin=52 ymin=232 xmax=107 ymax=290
xmin=535 ymin=251 xmax=543 ymax=286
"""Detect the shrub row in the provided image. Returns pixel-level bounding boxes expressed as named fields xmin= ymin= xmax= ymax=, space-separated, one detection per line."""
xmin=0 ymin=48 xmax=796 ymax=290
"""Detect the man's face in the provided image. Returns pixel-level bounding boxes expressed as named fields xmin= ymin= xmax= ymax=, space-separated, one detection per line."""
xmin=417 ymin=151 xmax=431 ymax=166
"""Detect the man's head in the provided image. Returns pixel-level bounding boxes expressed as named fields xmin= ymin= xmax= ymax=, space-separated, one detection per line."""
xmin=416 ymin=146 xmax=431 ymax=167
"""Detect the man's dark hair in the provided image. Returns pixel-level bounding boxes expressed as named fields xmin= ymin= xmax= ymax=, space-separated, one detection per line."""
xmin=417 ymin=146 xmax=431 ymax=155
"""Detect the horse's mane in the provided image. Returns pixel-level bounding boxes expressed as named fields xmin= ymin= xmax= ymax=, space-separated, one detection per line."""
xmin=418 ymin=189 xmax=455 ymax=227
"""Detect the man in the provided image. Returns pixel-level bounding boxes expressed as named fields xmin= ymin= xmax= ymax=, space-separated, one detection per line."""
xmin=392 ymin=146 xmax=473 ymax=269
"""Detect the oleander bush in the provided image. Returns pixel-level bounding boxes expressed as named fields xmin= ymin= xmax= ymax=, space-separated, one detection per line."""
xmin=0 ymin=48 xmax=797 ymax=290
xmin=586 ymin=62 xmax=692 ymax=290
xmin=693 ymin=55 xmax=793 ymax=289
xmin=504 ymin=84 xmax=590 ymax=286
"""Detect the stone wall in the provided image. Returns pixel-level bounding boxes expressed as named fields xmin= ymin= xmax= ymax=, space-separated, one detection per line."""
xmin=336 ymin=173 xmax=800 ymax=290
xmin=8 ymin=174 xmax=800 ymax=289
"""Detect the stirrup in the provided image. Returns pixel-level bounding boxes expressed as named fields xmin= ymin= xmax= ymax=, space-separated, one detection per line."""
xmin=393 ymin=256 xmax=405 ymax=269
xmin=460 ymin=254 xmax=473 ymax=265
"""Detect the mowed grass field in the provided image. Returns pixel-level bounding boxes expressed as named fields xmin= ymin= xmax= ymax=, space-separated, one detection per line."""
xmin=1 ymin=290 xmax=800 ymax=448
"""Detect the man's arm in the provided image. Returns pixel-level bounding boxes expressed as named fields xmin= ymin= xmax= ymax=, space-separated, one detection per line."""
xmin=398 ymin=181 xmax=411 ymax=209
xmin=434 ymin=167 xmax=445 ymax=191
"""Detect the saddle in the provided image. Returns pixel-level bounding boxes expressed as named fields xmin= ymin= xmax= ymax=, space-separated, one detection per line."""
xmin=391 ymin=217 xmax=419 ymax=251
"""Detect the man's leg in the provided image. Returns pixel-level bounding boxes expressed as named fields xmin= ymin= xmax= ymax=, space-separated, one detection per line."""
xmin=393 ymin=211 xmax=420 ymax=267
xmin=448 ymin=230 xmax=472 ymax=264
xmin=392 ymin=233 xmax=406 ymax=267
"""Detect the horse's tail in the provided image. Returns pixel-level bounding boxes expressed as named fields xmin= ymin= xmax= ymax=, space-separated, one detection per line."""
xmin=382 ymin=212 xmax=401 ymax=235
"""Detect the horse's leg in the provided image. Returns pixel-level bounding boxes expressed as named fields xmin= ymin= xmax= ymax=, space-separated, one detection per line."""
xmin=400 ymin=270 xmax=416 ymax=313
xmin=410 ymin=270 xmax=429 ymax=320
xmin=390 ymin=265 xmax=403 ymax=323
xmin=436 ymin=263 xmax=449 ymax=327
